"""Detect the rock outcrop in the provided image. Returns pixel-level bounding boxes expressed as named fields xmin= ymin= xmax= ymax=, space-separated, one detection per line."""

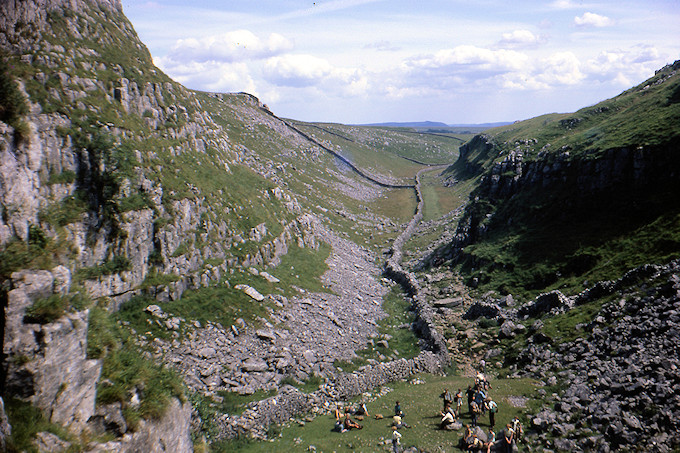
xmin=500 ymin=260 xmax=680 ymax=452
xmin=3 ymin=269 xmax=101 ymax=430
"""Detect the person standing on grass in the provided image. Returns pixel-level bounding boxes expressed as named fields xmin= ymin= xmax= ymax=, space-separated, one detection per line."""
xmin=441 ymin=388 xmax=453 ymax=409
xmin=466 ymin=385 xmax=475 ymax=414
xmin=392 ymin=426 xmax=402 ymax=453
xmin=487 ymin=399 xmax=498 ymax=428
xmin=470 ymin=400 xmax=480 ymax=427
xmin=455 ymin=388 xmax=464 ymax=416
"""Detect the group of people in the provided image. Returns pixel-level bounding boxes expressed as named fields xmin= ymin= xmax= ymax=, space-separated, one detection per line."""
xmin=332 ymin=402 xmax=368 ymax=432
xmin=332 ymin=399 xmax=411 ymax=452
xmin=331 ymin=373 xmax=525 ymax=452
xmin=454 ymin=374 xmax=524 ymax=452
xmin=439 ymin=374 xmax=496 ymax=430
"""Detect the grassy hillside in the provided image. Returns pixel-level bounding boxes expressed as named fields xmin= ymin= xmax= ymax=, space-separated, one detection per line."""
xmin=437 ymin=61 xmax=680 ymax=299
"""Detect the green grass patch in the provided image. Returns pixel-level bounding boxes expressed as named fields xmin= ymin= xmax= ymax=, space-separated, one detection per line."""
xmin=217 ymin=374 xmax=539 ymax=452
xmin=87 ymin=307 xmax=185 ymax=424
xmin=38 ymin=193 xmax=88 ymax=227
xmin=75 ymin=255 xmax=132 ymax=281
xmin=280 ymin=373 xmax=325 ymax=394
xmin=4 ymin=398 xmax=77 ymax=453
xmin=339 ymin=287 xmax=420 ymax=371
xmin=24 ymin=290 xmax=91 ymax=324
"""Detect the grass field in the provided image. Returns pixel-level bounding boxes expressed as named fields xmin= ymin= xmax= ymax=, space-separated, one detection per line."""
xmin=217 ymin=373 xmax=540 ymax=452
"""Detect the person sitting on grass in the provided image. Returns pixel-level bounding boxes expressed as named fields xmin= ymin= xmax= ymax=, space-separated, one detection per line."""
xmin=440 ymin=409 xmax=456 ymax=429
xmin=392 ymin=414 xmax=411 ymax=429
xmin=394 ymin=400 xmax=404 ymax=417
xmin=334 ymin=405 xmax=344 ymax=421
xmin=461 ymin=424 xmax=474 ymax=449
xmin=468 ymin=435 xmax=485 ymax=451
xmin=355 ymin=401 xmax=369 ymax=417
xmin=343 ymin=413 xmax=363 ymax=430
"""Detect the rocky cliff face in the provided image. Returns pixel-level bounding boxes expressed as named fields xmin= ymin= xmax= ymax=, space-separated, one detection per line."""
xmin=439 ymin=62 xmax=680 ymax=282
xmin=0 ymin=0 xmax=331 ymax=450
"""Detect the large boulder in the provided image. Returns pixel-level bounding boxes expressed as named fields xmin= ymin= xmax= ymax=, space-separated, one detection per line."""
xmin=518 ymin=290 xmax=573 ymax=318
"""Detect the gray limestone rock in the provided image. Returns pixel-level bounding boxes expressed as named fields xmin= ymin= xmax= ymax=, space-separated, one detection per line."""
xmin=33 ymin=431 xmax=71 ymax=452
xmin=87 ymin=402 xmax=128 ymax=437
xmin=243 ymin=357 xmax=268 ymax=372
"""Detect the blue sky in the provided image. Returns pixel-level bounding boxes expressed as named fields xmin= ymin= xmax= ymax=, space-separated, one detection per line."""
xmin=121 ymin=0 xmax=679 ymax=124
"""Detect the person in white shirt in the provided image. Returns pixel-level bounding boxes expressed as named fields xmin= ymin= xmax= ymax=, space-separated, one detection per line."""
xmin=392 ymin=426 xmax=402 ymax=453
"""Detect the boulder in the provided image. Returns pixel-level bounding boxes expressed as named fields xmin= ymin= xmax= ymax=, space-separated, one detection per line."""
xmin=87 ymin=402 xmax=128 ymax=437
xmin=33 ymin=431 xmax=71 ymax=453
xmin=235 ymin=284 xmax=265 ymax=301
xmin=242 ymin=357 xmax=268 ymax=372
xmin=519 ymin=290 xmax=573 ymax=318
xmin=463 ymin=301 xmax=503 ymax=320
xmin=433 ymin=297 xmax=462 ymax=309
xmin=498 ymin=320 xmax=518 ymax=339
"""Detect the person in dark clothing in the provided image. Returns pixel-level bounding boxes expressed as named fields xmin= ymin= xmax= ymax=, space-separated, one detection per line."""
xmin=466 ymin=386 xmax=475 ymax=414
xmin=394 ymin=401 xmax=403 ymax=417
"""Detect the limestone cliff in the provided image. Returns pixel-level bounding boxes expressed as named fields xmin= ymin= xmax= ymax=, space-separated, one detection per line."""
xmin=434 ymin=61 xmax=680 ymax=292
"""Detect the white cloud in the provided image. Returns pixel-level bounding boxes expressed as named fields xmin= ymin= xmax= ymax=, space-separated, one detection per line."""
xmin=406 ymin=45 xmax=529 ymax=73
xmin=583 ymin=45 xmax=663 ymax=84
xmin=537 ymin=52 xmax=585 ymax=85
xmin=263 ymin=54 xmax=334 ymax=87
xmin=262 ymin=54 xmax=370 ymax=97
xmin=154 ymin=57 xmax=258 ymax=94
xmin=550 ymin=0 xmax=581 ymax=9
xmin=499 ymin=30 xmax=544 ymax=48
xmin=168 ymin=30 xmax=293 ymax=63
xmin=364 ymin=40 xmax=400 ymax=52
xmin=574 ymin=12 xmax=615 ymax=27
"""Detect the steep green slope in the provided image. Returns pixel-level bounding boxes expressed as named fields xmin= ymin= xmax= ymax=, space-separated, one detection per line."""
xmin=436 ymin=61 xmax=680 ymax=298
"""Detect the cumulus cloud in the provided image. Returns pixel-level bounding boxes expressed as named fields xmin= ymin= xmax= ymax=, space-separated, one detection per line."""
xmin=499 ymin=30 xmax=544 ymax=48
xmin=583 ymin=45 xmax=663 ymax=85
xmin=500 ymin=52 xmax=585 ymax=90
xmin=574 ymin=12 xmax=615 ymax=27
xmin=154 ymin=56 xmax=258 ymax=94
xmin=402 ymin=45 xmax=530 ymax=91
xmin=263 ymin=54 xmax=334 ymax=87
xmin=262 ymin=54 xmax=370 ymax=96
xmin=407 ymin=45 xmax=529 ymax=73
xmin=167 ymin=30 xmax=293 ymax=63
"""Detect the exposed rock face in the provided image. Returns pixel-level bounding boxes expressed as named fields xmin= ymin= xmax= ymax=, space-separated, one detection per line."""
xmin=450 ymin=136 xmax=680 ymax=255
xmin=88 ymin=398 xmax=192 ymax=453
xmin=149 ymin=222 xmax=389 ymax=395
xmin=3 ymin=269 xmax=101 ymax=430
xmin=0 ymin=0 xmax=123 ymax=53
